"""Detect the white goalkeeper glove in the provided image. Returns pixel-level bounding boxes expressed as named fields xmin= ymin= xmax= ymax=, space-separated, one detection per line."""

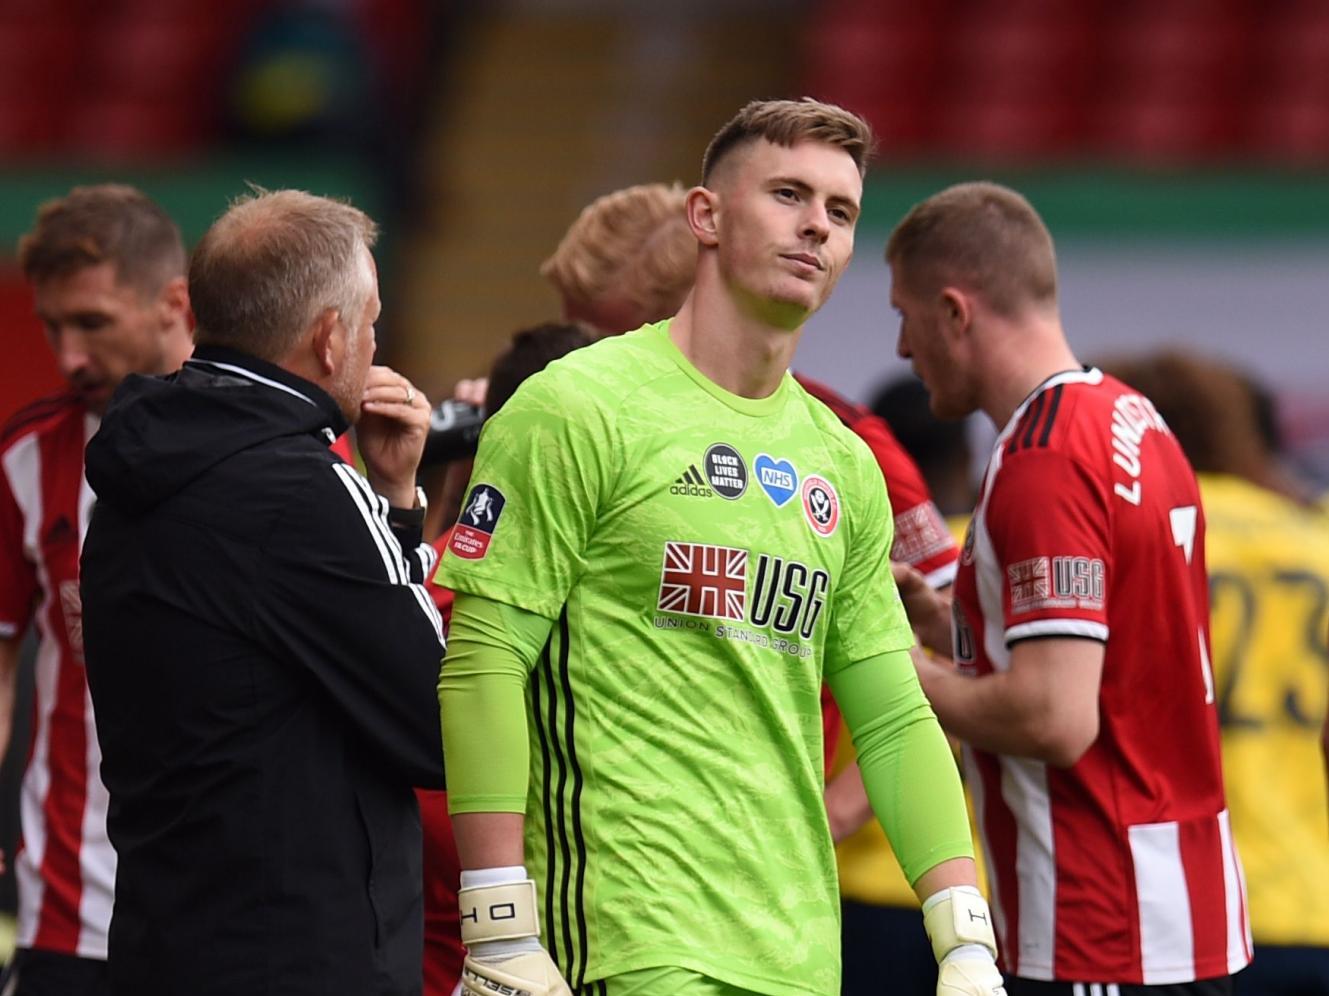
xmin=922 ymin=886 xmax=1008 ymax=996
xmin=458 ymin=866 xmax=571 ymax=996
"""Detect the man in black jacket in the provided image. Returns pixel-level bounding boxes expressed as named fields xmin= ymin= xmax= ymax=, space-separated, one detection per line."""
xmin=80 ymin=189 xmax=446 ymax=996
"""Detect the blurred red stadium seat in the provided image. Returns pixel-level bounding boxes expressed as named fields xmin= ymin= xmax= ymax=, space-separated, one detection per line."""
xmin=804 ymin=3 xmax=945 ymax=157
xmin=65 ymin=95 xmax=208 ymax=158
xmin=86 ymin=15 xmax=227 ymax=100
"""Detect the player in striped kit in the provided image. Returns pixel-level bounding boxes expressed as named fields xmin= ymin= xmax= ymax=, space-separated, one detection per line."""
xmin=887 ymin=182 xmax=1251 ymax=995
xmin=0 ymin=186 xmax=192 ymax=994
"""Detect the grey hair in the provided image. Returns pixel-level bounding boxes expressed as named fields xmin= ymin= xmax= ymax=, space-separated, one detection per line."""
xmin=190 ymin=188 xmax=379 ymax=361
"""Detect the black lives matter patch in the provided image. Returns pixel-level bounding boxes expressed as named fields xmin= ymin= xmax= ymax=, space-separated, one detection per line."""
xmin=450 ymin=483 xmax=507 ymax=560
xmin=704 ymin=443 xmax=748 ymax=500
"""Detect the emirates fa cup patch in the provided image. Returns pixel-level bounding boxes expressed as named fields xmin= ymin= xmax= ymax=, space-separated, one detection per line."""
xmin=801 ymin=475 xmax=840 ymax=537
xmin=450 ymin=483 xmax=506 ymax=559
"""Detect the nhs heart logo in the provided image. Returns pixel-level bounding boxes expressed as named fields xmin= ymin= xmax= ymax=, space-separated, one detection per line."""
xmin=754 ymin=454 xmax=798 ymax=507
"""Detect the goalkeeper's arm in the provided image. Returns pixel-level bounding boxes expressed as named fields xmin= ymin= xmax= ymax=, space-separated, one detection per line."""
xmin=826 ymin=647 xmax=1006 ymax=996
xmin=439 ymin=591 xmax=571 ymax=996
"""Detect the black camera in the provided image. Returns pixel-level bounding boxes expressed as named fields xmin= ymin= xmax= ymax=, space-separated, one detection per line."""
xmin=421 ymin=399 xmax=485 ymax=466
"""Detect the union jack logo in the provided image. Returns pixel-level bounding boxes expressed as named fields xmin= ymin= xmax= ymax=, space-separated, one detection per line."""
xmin=657 ymin=541 xmax=748 ymax=621
xmin=1007 ymin=556 xmax=1051 ymax=612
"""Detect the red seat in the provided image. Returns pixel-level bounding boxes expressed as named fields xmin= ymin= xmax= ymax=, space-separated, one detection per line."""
xmin=1095 ymin=94 xmax=1242 ymax=162
xmin=65 ymin=94 xmax=208 ymax=159
xmin=85 ymin=15 xmax=227 ymax=100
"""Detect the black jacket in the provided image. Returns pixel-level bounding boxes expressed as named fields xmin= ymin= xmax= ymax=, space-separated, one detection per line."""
xmin=81 ymin=346 xmax=446 ymax=996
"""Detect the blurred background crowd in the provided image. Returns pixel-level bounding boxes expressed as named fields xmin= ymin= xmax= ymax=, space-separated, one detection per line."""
xmin=1 ymin=0 xmax=1327 ymax=983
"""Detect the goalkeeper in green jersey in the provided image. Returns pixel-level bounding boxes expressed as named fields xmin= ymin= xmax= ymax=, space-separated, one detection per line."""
xmin=436 ymin=98 xmax=1005 ymax=996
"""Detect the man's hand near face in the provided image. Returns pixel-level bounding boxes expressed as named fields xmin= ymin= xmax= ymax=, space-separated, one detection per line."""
xmin=358 ymin=365 xmax=430 ymax=508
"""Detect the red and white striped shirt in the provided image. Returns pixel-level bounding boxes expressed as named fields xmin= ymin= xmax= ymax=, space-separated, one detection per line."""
xmin=796 ymin=374 xmax=959 ymax=588
xmin=952 ymin=368 xmax=1251 ymax=985
xmin=0 ymin=394 xmax=113 ymax=959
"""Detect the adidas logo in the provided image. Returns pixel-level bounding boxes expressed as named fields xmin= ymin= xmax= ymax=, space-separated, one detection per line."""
xmin=670 ymin=464 xmax=713 ymax=498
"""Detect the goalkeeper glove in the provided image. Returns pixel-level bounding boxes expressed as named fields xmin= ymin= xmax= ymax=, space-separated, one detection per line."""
xmin=922 ymin=886 xmax=1007 ymax=996
xmin=458 ymin=866 xmax=571 ymax=996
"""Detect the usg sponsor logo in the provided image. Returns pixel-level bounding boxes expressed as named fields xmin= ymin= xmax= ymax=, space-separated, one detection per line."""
xmin=656 ymin=541 xmax=829 ymax=643
xmin=704 ymin=443 xmax=748 ymax=500
xmin=670 ymin=463 xmax=714 ymax=498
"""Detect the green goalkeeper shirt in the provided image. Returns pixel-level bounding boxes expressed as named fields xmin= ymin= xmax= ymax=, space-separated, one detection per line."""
xmin=436 ymin=321 xmax=972 ymax=995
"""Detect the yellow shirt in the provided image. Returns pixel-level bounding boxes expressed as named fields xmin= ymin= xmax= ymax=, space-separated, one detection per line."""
xmin=1202 ymin=474 xmax=1329 ymax=945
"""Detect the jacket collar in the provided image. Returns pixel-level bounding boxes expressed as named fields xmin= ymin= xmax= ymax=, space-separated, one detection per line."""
xmin=187 ymin=345 xmax=349 ymax=439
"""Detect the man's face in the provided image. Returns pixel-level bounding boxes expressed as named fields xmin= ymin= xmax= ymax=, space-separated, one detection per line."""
xmin=33 ymin=261 xmax=175 ymax=415
xmin=711 ymin=138 xmax=862 ymax=323
xmin=890 ymin=262 xmax=978 ymax=419
xmin=332 ymin=251 xmax=381 ymax=423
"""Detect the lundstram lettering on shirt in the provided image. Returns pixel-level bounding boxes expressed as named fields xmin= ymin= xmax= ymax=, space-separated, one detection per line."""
xmin=1110 ymin=393 xmax=1169 ymax=506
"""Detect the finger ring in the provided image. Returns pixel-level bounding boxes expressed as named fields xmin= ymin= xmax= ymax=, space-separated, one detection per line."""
xmin=404 ymin=385 xmax=415 ymax=404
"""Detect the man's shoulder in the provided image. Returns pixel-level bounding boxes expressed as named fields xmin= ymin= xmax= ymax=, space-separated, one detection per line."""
xmin=0 ymin=392 xmax=84 ymax=458
xmin=789 ymin=378 xmax=878 ymax=467
xmin=999 ymin=372 xmax=1131 ymax=473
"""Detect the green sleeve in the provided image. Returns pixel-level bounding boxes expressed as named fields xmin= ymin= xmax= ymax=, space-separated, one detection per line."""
xmin=825 ymin=443 xmax=915 ymax=672
xmin=433 ymin=366 xmax=613 ymax=618
xmin=438 ymin=591 xmax=553 ymax=814
xmin=827 ymin=649 xmax=974 ymax=886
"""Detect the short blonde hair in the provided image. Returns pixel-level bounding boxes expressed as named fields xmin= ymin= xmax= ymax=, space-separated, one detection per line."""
xmin=701 ymin=97 xmax=874 ymax=183
xmin=541 ymin=183 xmax=696 ymax=323
xmin=886 ymin=181 xmax=1057 ymax=318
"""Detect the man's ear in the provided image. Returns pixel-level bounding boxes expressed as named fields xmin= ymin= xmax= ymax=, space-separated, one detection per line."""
xmin=685 ymin=186 xmax=720 ymax=248
xmin=939 ymin=287 xmax=972 ymax=339
xmin=155 ymin=276 xmax=189 ymax=329
xmin=309 ymin=308 xmax=343 ymax=377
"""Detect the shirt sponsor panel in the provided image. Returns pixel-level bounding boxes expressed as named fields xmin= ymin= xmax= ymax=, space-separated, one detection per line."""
xmin=891 ymin=502 xmax=953 ymax=566
xmin=655 ymin=540 xmax=828 ymax=657
xmin=1007 ymin=555 xmax=1105 ymax=613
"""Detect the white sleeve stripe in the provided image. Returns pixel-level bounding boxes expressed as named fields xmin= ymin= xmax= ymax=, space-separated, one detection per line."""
xmin=411 ymin=582 xmax=444 ymax=642
xmin=342 ymin=466 xmax=411 ymax=588
xmin=924 ymin=560 xmax=958 ymax=590
xmin=331 ymin=463 xmax=401 ymax=584
xmin=416 ymin=543 xmax=438 ymax=581
xmin=1006 ymin=618 xmax=1109 ymax=643
xmin=0 ymin=621 xmax=17 ymax=638
xmin=330 ymin=464 xmax=443 ymax=639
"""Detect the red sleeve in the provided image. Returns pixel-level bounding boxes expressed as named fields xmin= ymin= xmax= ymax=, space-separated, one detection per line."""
xmin=429 ymin=528 xmax=455 ymax=633
xmin=986 ymin=449 xmax=1111 ymax=644
xmin=0 ymin=463 xmax=38 ymax=638
xmin=418 ymin=788 xmax=464 ymax=996
xmin=820 ymin=685 xmax=841 ymax=777
xmin=329 ymin=433 xmax=355 ymax=464
xmin=850 ymin=415 xmax=959 ymax=588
